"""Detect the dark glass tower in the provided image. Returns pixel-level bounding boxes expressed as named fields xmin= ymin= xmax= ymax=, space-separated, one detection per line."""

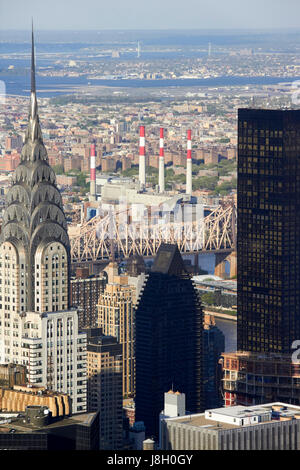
xmin=237 ymin=109 xmax=300 ymax=354
xmin=135 ymin=244 xmax=204 ymax=438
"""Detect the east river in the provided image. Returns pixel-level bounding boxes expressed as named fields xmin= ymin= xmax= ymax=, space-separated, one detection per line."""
xmin=215 ymin=318 xmax=237 ymax=352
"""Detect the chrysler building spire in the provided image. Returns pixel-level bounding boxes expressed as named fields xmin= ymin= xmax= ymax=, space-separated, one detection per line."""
xmin=24 ymin=22 xmax=43 ymax=150
xmin=0 ymin=26 xmax=70 ymax=312
xmin=0 ymin=27 xmax=87 ymax=414
xmin=31 ymin=20 xmax=36 ymax=94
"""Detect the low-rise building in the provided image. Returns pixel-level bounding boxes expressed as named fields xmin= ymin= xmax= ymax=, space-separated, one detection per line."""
xmin=160 ymin=402 xmax=300 ymax=450
xmin=0 ymin=406 xmax=99 ymax=450
xmin=0 ymin=385 xmax=71 ymax=417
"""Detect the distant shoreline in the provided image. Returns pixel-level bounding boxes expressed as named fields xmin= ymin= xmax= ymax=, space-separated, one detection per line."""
xmin=1 ymin=74 xmax=299 ymax=98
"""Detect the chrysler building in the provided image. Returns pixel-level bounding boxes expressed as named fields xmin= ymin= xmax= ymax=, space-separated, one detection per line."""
xmin=0 ymin=28 xmax=87 ymax=413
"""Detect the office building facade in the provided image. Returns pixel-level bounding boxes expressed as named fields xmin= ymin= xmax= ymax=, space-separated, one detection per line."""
xmin=86 ymin=328 xmax=123 ymax=449
xmin=135 ymin=244 xmax=204 ymax=438
xmin=203 ymin=315 xmax=225 ymax=409
xmin=70 ymin=267 xmax=107 ymax=329
xmin=97 ymin=266 xmax=137 ymax=397
xmin=237 ymin=109 xmax=300 ymax=354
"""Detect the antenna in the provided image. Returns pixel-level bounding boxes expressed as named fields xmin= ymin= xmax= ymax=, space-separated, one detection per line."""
xmin=208 ymin=42 xmax=212 ymax=57
xmin=31 ymin=18 xmax=36 ymax=94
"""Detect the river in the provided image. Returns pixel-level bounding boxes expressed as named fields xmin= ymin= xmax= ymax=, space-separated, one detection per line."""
xmin=1 ymin=72 xmax=299 ymax=97
xmin=215 ymin=318 xmax=237 ymax=352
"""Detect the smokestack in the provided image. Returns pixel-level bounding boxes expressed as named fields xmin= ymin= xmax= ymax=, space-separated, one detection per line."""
xmin=186 ymin=129 xmax=192 ymax=195
xmin=139 ymin=125 xmax=146 ymax=189
xmin=90 ymin=142 xmax=96 ymax=201
xmin=158 ymin=127 xmax=165 ymax=193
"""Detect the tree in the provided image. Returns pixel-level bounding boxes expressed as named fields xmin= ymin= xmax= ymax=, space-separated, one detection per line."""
xmin=52 ymin=164 xmax=64 ymax=174
xmin=201 ymin=292 xmax=215 ymax=306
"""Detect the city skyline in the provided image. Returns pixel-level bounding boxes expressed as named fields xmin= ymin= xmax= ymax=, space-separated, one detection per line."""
xmin=1 ymin=0 xmax=300 ymax=451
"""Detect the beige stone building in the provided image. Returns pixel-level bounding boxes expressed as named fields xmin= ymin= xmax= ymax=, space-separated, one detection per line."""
xmin=97 ymin=264 xmax=135 ymax=397
xmin=0 ymin=32 xmax=87 ymax=414
xmin=0 ymin=385 xmax=71 ymax=417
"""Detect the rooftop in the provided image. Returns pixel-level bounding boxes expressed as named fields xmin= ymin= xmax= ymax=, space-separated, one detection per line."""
xmin=192 ymin=276 xmax=237 ymax=293
xmin=222 ymin=350 xmax=299 ymax=362
xmin=0 ymin=411 xmax=98 ymax=434
xmin=165 ymin=402 xmax=300 ymax=431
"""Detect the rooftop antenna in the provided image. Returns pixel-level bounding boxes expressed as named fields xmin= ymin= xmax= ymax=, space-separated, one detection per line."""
xmin=25 ymin=18 xmax=43 ymax=146
xmin=208 ymin=42 xmax=212 ymax=57
xmin=31 ymin=18 xmax=36 ymax=94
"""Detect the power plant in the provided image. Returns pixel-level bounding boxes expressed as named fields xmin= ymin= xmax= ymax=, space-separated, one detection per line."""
xmin=186 ymin=129 xmax=192 ymax=195
xmin=89 ymin=142 xmax=97 ymax=201
xmin=158 ymin=127 xmax=165 ymax=193
xmin=138 ymin=125 xmax=146 ymax=190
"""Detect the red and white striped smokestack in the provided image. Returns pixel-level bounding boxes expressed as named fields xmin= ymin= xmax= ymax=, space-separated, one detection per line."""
xmin=159 ymin=127 xmax=164 ymax=157
xmin=139 ymin=125 xmax=146 ymax=189
xmin=158 ymin=127 xmax=165 ymax=193
xmin=186 ymin=129 xmax=192 ymax=195
xmin=90 ymin=142 xmax=96 ymax=201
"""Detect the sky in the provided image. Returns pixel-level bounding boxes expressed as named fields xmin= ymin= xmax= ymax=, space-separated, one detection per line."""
xmin=1 ymin=0 xmax=300 ymax=31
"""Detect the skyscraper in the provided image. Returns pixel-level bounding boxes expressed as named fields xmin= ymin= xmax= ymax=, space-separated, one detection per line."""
xmin=86 ymin=328 xmax=123 ymax=450
xmin=0 ymin=29 xmax=87 ymax=413
xmin=203 ymin=315 xmax=225 ymax=409
xmin=97 ymin=264 xmax=137 ymax=397
xmin=70 ymin=267 xmax=107 ymax=329
xmin=237 ymin=109 xmax=300 ymax=354
xmin=135 ymin=244 xmax=204 ymax=437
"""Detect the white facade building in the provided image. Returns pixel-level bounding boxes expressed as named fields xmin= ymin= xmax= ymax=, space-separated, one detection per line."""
xmin=0 ymin=30 xmax=87 ymax=414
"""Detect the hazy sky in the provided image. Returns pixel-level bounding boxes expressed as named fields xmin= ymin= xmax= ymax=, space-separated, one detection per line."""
xmin=1 ymin=0 xmax=300 ymax=30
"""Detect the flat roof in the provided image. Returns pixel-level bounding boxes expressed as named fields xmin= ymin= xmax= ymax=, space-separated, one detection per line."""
xmin=0 ymin=412 xmax=98 ymax=434
xmin=165 ymin=403 xmax=300 ymax=431
xmin=192 ymin=277 xmax=237 ymax=292
xmin=171 ymin=414 xmax=236 ymax=430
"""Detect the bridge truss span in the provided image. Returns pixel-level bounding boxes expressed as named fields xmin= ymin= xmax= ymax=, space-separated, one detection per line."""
xmin=69 ymin=203 xmax=236 ymax=263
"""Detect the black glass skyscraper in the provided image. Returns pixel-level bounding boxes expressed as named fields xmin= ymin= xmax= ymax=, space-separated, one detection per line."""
xmin=135 ymin=244 xmax=203 ymax=437
xmin=237 ymin=109 xmax=300 ymax=354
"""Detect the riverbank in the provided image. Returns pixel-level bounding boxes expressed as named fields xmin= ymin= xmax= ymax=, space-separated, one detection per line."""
xmin=204 ymin=308 xmax=237 ymax=321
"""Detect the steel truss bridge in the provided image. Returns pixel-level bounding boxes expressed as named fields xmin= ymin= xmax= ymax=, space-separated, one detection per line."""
xmin=69 ymin=203 xmax=236 ymax=264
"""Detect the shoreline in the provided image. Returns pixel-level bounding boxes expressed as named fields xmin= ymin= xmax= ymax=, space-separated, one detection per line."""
xmin=1 ymin=74 xmax=300 ymax=98
xmin=204 ymin=309 xmax=237 ymax=321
